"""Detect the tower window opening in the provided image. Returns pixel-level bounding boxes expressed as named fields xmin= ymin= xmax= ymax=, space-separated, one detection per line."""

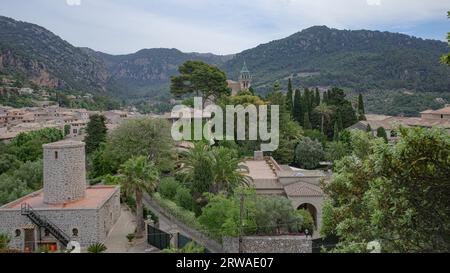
xmin=54 ymin=151 xmax=58 ymax=159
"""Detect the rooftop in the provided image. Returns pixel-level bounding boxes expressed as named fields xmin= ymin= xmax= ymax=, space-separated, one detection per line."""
xmin=1 ymin=186 xmax=119 ymax=210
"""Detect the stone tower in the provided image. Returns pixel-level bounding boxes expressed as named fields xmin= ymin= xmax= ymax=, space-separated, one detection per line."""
xmin=239 ymin=61 xmax=252 ymax=91
xmin=43 ymin=140 xmax=87 ymax=204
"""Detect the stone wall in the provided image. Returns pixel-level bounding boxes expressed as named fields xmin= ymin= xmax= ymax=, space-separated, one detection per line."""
xmin=223 ymin=235 xmax=312 ymax=253
xmin=43 ymin=141 xmax=86 ymax=204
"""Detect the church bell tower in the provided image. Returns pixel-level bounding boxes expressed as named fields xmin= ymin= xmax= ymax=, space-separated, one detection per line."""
xmin=239 ymin=61 xmax=252 ymax=91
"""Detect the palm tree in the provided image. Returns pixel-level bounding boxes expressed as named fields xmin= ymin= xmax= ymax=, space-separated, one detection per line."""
xmin=314 ymin=103 xmax=334 ymax=134
xmin=179 ymin=142 xmax=214 ymax=199
xmin=211 ymin=147 xmax=250 ymax=194
xmin=119 ymin=156 xmax=159 ymax=238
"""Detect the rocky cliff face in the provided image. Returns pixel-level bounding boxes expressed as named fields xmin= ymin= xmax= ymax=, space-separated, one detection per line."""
xmin=0 ymin=16 xmax=108 ymax=91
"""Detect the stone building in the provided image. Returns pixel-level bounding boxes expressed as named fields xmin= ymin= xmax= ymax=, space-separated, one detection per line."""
xmin=0 ymin=140 xmax=120 ymax=252
xmin=227 ymin=62 xmax=252 ymax=96
xmin=244 ymin=152 xmax=327 ymax=237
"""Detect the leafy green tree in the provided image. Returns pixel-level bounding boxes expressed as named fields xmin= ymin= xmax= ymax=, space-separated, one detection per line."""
xmin=254 ymin=196 xmax=302 ymax=235
xmin=84 ymin=114 xmax=107 ymax=154
xmin=376 ymin=127 xmax=388 ymax=143
xmin=170 ymin=60 xmax=229 ymax=105
xmin=158 ymin=177 xmax=181 ymax=200
xmin=325 ymin=141 xmax=350 ymax=163
xmin=89 ymin=143 xmax=121 ymax=179
xmin=64 ymin=124 xmax=71 ymax=137
xmin=295 ymin=137 xmax=324 ymax=169
xmin=322 ymin=127 xmax=450 ymax=253
xmin=296 ymin=209 xmax=315 ymax=233
xmin=10 ymin=128 xmax=63 ymax=162
xmin=119 ymin=156 xmax=159 ymax=237
xmin=0 ymin=154 xmax=21 ymax=175
xmin=109 ymin=118 xmax=175 ymax=172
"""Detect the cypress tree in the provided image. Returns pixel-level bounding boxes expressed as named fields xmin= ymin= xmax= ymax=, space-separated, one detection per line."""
xmin=315 ymin=88 xmax=321 ymax=106
xmin=303 ymin=112 xmax=312 ymax=130
xmin=333 ymin=122 xmax=340 ymax=141
xmin=366 ymin=124 xmax=372 ymax=133
xmin=293 ymin=89 xmax=303 ymax=124
xmin=286 ymin=78 xmax=294 ymax=114
xmin=358 ymin=94 xmax=366 ymax=121
xmin=84 ymin=114 xmax=108 ymax=154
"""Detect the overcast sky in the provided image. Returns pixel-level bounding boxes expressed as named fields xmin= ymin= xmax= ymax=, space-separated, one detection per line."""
xmin=0 ymin=0 xmax=448 ymax=55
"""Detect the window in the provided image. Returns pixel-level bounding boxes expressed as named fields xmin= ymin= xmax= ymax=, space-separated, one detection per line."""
xmin=54 ymin=151 xmax=58 ymax=159
xmin=15 ymin=229 xmax=21 ymax=237
xmin=72 ymin=228 xmax=79 ymax=237
xmin=44 ymin=229 xmax=50 ymax=237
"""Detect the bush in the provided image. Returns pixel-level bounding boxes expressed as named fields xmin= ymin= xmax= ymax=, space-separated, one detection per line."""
xmin=175 ymin=187 xmax=194 ymax=211
xmin=153 ymin=193 xmax=203 ymax=231
xmin=0 ymin=233 xmax=10 ymax=250
xmin=158 ymin=177 xmax=181 ymax=200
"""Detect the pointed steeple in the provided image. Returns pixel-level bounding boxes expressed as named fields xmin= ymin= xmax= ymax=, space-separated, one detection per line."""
xmin=241 ymin=61 xmax=250 ymax=73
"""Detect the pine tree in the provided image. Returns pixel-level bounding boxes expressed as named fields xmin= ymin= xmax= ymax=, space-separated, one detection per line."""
xmin=293 ymin=89 xmax=303 ymax=124
xmin=84 ymin=114 xmax=108 ymax=154
xmin=286 ymin=78 xmax=294 ymax=114
xmin=358 ymin=94 xmax=366 ymax=121
xmin=303 ymin=112 xmax=312 ymax=130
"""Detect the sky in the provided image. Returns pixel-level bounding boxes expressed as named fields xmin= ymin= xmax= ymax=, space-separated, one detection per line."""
xmin=0 ymin=0 xmax=448 ymax=55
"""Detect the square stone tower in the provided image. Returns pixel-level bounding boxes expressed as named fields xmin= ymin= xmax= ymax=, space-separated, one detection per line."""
xmin=43 ymin=140 xmax=87 ymax=204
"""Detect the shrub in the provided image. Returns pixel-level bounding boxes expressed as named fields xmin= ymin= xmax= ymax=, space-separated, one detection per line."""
xmin=161 ymin=242 xmax=205 ymax=253
xmin=0 ymin=233 xmax=10 ymax=250
xmin=152 ymin=193 xmax=203 ymax=231
xmin=158 ymin=177 xmax=180 ymax=200
xmin=175 ymin=187 xmax=194 ymax=211
xmin=126 ymin=233 xmax=135 ymax=243
xmin=87 ymin=243 xmax=107 ymax=253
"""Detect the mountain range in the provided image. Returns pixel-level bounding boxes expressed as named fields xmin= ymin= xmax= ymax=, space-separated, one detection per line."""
xmin=1 ymin=15 xmax=449 ymax=105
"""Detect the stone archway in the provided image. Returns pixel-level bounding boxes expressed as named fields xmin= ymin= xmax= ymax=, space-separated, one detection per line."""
xmin=298 ymin=203 xmax=318 ymax=229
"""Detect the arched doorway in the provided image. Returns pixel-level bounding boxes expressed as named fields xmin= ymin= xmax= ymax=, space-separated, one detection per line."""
xmin=298 ymin=203 xmax=318 ymax=229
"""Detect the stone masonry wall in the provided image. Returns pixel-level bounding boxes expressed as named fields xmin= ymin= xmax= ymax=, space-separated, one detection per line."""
xmin=223 ymin=236 xmax=312 ymax=253
xmin=43 ymin=141 xmax=86 ymax=204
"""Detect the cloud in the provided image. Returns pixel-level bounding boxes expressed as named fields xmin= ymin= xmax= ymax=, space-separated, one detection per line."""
xmin=66 ymin=0 xmax=81 ymax=6
xmin=366 ymin=0 xmax=382 ymax=6
xmin=0 ymin=0 xmax=448 ymax=54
